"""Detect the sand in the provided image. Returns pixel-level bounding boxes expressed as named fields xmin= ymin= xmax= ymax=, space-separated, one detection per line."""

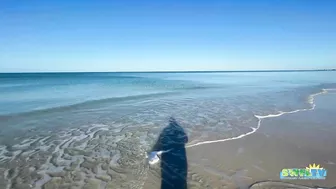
xmin=0 ymin=90 xmax=335 ymax=189
xmin=143 ymin=92 xmax=336 ymax=189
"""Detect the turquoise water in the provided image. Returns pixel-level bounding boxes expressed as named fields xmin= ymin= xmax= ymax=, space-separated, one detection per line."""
xmin=0 ymin=71 xmax=336 ymax=189
xmin=1 ymin=71 xmax=336 ymax=138
xmin=1 ymin=71 xmax=335 ymax=115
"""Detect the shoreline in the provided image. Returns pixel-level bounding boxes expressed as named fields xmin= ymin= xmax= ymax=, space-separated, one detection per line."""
xmin=0 ymin=88 xmax=334 ymax=189
xmin=186 ymin=88 xmax=330 ymax=149
xmin=182 ymin=90 xmax=336 ymax=189
xmin=143 ymin=88 xmax=336 ymax=189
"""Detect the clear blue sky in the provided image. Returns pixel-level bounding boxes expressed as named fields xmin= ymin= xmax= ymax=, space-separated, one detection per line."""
xmin=0 ymin=0 xmax=335 ymax=72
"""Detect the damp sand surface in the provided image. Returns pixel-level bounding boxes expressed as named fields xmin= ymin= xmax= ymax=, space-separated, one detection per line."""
xmin=143 ymin=91 xmax=336 ymax=189
xmin=1 ymin=73 xmax=336 ymax=189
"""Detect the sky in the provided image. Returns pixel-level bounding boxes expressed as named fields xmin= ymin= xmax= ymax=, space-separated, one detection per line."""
xmin=0 ymin=0 xmax=335 ymax=72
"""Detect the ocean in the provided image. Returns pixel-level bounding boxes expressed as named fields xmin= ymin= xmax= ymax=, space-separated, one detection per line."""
xmin=0 ymin=71 xmax=335 ymax=188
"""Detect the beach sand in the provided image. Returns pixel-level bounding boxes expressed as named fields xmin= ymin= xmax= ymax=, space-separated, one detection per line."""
xmin=1 ymin=91 xmax=335 ymax=189
xmin=144 ymin=92 xmax=336 ymax=189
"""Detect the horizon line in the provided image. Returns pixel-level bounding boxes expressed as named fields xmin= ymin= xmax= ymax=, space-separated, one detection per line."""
xmin=1 ymin=68 xmax=335 ymax=74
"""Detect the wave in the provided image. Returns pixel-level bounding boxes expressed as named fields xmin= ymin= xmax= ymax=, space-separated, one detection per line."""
xmin=186 ymin=88 xmax=331 ymax=148
xmin=0 ymin=82 xmax=218 ymax=118
xmin=0 ymin=92 xmax=180 ymax=119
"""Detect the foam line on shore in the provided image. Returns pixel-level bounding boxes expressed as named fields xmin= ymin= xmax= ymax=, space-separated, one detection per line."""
xmin=186 ymin=89 xmax=330 ymax=148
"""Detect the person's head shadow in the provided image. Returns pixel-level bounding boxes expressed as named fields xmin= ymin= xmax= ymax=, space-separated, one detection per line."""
xmin=152 ymin=117 xmax=188 ymax=189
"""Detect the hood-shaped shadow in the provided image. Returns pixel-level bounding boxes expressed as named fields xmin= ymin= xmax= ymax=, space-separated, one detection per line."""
xmin=152 ymin=117 xmax=188 ymax=189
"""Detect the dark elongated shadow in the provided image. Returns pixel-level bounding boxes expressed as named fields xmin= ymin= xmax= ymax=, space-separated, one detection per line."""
xmin=152 ymin=117 xmax=188 ymax=189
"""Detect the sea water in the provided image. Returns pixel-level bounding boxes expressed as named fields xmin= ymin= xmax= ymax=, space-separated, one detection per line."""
xmin=0 ymin=71 xmax=335 ymax=188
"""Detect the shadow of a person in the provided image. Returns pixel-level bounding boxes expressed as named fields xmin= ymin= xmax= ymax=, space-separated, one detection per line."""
xmin=152 ymin=117 xmax=188 ymax=189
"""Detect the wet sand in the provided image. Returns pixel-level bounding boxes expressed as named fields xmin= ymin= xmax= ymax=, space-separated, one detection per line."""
xmin=0 ymin=90 xmax=335 ymax=189
xmin=144 ymin=92 xmax=336 ymax=189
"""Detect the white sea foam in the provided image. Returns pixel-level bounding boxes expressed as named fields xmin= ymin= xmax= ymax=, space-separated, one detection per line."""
xmin=12 ymin=137 xmax=42 ymax=151
xmin=0 ymin=146 xmax=10 ymax=163
xmin=186 ymin=88 xmax=331 ymax=149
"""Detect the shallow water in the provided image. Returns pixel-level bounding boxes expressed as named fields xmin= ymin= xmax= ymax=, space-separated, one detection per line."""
xmin=0 ymin=71 xmax=335 ymax=189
